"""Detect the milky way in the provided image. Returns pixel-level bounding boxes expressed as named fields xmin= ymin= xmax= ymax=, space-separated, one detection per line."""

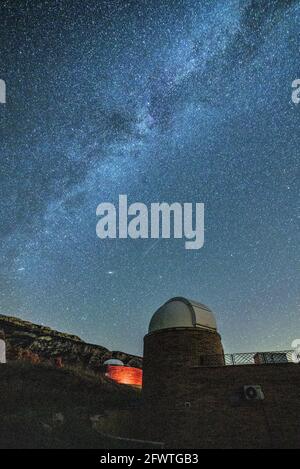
xmin=0 ymin=0 xmax=299 ymax=355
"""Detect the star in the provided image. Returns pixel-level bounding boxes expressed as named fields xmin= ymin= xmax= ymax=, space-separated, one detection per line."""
xmin=0 ymin=0 xmax=298 ymax=356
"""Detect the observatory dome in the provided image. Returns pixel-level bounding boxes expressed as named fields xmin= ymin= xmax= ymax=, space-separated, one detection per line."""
xmin=149 ymin=297 xmax=217 ymax=333
xmin=103 ymin=359 xmax=124 ymax=366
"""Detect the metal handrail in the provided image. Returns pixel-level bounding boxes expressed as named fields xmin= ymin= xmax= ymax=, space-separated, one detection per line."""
xmin=195 ymin=350 xmax=299 ymax=367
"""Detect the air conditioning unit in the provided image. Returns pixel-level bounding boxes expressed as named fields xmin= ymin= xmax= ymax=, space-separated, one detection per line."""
xmin=243 ymin=385 xmax=265 ymax=401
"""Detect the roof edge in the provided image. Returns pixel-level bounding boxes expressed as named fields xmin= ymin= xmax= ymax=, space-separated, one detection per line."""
xmin=164 ymin=297 xmax=212 ymax=313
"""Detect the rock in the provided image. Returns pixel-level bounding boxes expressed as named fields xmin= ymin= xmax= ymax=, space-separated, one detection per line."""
xmin=90 ymin=414 xmax=103 ymax=429
xmin=52 ymin=413 xmax=65 ymax=426
xmin=127 ymin=358 xmax=143 ymax=368
xmin=41 ymin=423 xmax=53 ymax=433
xmin=12 ymin=331 xmax=37 ymax=339
xmin=0 ymin=314 xmax=142 ymax=371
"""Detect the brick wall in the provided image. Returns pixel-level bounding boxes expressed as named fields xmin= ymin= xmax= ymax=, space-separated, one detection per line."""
xmin=143 ymin=327 xmax=224 ymax=402
xmin=143 ymin=363 xmax=300 ymax=448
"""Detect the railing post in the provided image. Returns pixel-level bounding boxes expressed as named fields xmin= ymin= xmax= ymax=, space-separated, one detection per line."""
xmin=263 ymin=353 xmax=267 ymax=364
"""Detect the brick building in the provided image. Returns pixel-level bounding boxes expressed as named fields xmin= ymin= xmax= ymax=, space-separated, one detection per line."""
xmin=142 ymin=297 xmax=300 ymax=449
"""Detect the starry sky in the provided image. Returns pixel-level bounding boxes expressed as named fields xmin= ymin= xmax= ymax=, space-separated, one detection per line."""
xmin=0 ymin=0 xmax=299 ymax=356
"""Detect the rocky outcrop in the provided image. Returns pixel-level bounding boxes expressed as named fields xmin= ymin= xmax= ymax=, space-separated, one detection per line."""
xmin=0 ymin=314 xmax=142 ymax=370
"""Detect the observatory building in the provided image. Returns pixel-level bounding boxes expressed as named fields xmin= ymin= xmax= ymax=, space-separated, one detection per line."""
xmin=149 ymin=297 xmax=217 ymax=332
xmin=143 ymin=297 xmax=224 ymax=405
xmin=142 ymin=297 xmax=300 ymax=449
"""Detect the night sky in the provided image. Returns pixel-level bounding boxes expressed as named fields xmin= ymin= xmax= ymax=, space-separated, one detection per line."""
xmin=0 ymin=0 xmax=299 ymax=356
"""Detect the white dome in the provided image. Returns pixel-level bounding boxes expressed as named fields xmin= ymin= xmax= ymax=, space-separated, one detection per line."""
xmin=149 ymin=297 xmax=217 ymax=333
xmin=103 ymin=359 xmax=124 ymax=366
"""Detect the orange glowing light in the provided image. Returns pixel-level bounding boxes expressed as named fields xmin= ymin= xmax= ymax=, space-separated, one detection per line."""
xmin=106 ymin=365 xmax=143 ymax=388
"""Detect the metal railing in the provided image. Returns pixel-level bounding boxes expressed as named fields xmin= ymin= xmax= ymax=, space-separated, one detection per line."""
xmin=196 ymin=350 xmax=299 ymax=367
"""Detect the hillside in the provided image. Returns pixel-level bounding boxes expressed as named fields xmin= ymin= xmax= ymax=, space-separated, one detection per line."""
xmin=0 ymin=361 xmax=155 ymax=449
xmin=0 ymin=314 xmax=142 ymax=370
